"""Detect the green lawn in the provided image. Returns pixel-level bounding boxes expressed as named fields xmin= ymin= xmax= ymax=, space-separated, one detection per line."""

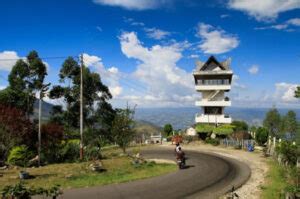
xmin=261 ymin=159 xmax=288 ymax=199
xmin=0 ymin=156 xmax=177 ymax=190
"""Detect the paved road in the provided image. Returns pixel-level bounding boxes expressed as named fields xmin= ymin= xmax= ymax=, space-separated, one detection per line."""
xmin=63 ymin=147 xmax=250 ymax=199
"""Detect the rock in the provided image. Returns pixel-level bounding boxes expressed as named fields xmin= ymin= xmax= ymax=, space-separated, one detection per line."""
xmin=0 ymin=166 xmax=8 ymax=170
xmin=65 ymin=174 xmax=73 ymax=179
xmin=0 ymin=173 xmax=3 ymax=177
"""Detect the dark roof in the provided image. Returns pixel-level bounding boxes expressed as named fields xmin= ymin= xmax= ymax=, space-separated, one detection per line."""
xmin=197 ymin=56 xmax=231 ymax=71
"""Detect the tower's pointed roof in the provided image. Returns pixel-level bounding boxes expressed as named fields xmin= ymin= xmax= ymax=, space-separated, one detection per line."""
xmin=196 ymin=56 xmax=231 ymax=71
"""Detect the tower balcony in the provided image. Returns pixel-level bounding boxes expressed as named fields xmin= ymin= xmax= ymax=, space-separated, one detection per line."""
xmin=195 ymin=84 xmax=231 ymax=91
xmin=195 ymin=99 xmax=231 ymax=107
xmin=195 ymin=113 xmax=232 ymax=124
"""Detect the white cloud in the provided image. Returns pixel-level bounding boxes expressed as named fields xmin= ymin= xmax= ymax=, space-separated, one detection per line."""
xmin=287 ymin=18 xmax=300 ymax=26
xmin=188 ymin=54 xmax=199 ymax=59
xmin=96 ymin=26 xmax=102 ymax=32
xmin=82 ymin=53 xmax=122 ymax=97
xmin=220 ymin=14 xmax=230 ymax=18
xmin=228 ymin=0 xmax=300 ymax=21
xmin=255 ymin=18 xmax=300 ymax=31
xmin=110 ymin=86 xmax=123 ymax=97
xmin=119 ymin=31 xmax=195 ymax=107
xmin=144 ymin=27 xmax=171 ymax=40
xmin=0 ymin=51 xmax=20 ymax=71
xmin=93 ymin=0 xmax=170 ymax=10
xmin=232 ymin=74 xmax=246 ymax=89
xmin=197 ymin=23 xmax=239 ymax=54
xmin=274 ymin=82 xmax=298 ymax=102
xmin=248 ymin=65 xmax=259 ymax=75
xmin=0 ymin=85 xmax=6 ymax=90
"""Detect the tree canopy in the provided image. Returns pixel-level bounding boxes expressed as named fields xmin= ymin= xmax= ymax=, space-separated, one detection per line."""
xmin=0 ymin=51 xmax=47 ymax=116
xmin=263 ymin=107 xmax=281 ymax=137
xmin=163 ymin=123 xmax=173 ymax=136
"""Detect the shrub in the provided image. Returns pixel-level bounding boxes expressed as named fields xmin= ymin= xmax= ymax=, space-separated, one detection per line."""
xmin=213 ymin=125 xmax=235 ymax=135
xmin=205 ymin=138 xmax=219 ymax=146
xmin=85 ymin=146 xmax=101 ymax=161
xmin=7 ymin=145 xmax=33 ymax=167
xmin=60 ymin=139 xmax=80 ymax=162
xmin=276 ymin=141 xmax=298 ymax=166
xmin=195 ymin=124 xmax=214 ymax=133
xmin=255 ymin=127 xmax=269 ymax=146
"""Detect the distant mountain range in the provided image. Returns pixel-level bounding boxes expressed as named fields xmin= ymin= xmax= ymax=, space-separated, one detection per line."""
xmin=135 ymin=107 xmax=300 ymax=130
xmin=34 ymin=101 xmax=300 ymax=130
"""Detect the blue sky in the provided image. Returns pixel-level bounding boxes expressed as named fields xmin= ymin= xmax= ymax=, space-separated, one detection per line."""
xmin=0 ymin=0 xmax=300 ymax=108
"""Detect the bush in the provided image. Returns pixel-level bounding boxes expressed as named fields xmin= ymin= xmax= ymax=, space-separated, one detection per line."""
xmin=85 ymin=146 xmax=101 ymax=161
xmin=60 ymin=139 xmax=80 ymax=162
xmin=256 ymin=127 xmax=269 ymax=146
xmin=213 ymin=125 xmax=235 ymax=135
xmin=205 ymin=138 xmax=219 ymax=146
xmin=276 ymin=141 xmax=298 ymax=166
xmin=195 ymin=124 xmax=214 ymax=133
xmin=7 ymin=145 xmax=33 ymax=167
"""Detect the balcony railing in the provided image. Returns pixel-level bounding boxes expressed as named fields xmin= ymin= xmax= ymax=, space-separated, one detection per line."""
xmin=196 ymin=79 xmax=230 ymax=86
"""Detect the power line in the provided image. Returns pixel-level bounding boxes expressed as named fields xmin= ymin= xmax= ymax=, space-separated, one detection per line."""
xmin=0 ymin=56 xmax=77 ymax=62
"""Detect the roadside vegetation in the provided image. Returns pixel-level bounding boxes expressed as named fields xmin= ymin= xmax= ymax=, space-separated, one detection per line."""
xmin=0 ymin=51 xmax=177 ymax=198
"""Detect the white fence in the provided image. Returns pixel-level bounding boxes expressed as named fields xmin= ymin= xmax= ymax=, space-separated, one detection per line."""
xmin=220 ymin=138 xmax=255 ymax=149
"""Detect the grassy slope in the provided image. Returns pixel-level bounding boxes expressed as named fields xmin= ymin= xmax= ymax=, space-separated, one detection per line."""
xmin=0 ymin=157 xmax=176 ymax=190
xmin=261 ymin=159 xmax=288 ymax=199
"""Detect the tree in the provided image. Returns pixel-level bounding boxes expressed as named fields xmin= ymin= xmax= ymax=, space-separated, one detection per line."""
xmin=111 ymin=106 xmax=136 ymax=153
xmin=0 ymin=105 xmax=34 ymax=160
xmin=283 ymin=110 xmax=297 ymax=140
xmin=0 ymin=51 xmax=48 ymax=117
xmin=49 ymin=57 xmax=114 ymax=131
xmin=163 ymin=124 xmax=173 ymax=136
xmin=263 ymin=107 xmax=281 ymax=137
xmin=295 ymin=86 xmax=300 ymax=98
xmin=232 ymin=120 xmax=248 ymax=132
xmin=255 ymin=127 xmax=269 ymax=146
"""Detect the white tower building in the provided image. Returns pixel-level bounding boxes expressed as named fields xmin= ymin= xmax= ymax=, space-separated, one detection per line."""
xmin=193 ymin=56 xmax=233 ymax=125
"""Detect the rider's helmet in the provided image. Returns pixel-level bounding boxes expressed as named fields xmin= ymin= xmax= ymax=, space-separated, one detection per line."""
xmin=176 ymin=143 xmax=180 ymax=146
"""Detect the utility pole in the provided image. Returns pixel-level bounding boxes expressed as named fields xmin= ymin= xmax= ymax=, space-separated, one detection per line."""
xmin=38 ymin=83 xmax=50 ymax=167
xmin=80 ymin=54 xmax=84 ymax=160
xmin=38 ymin=92 xmax=42 ymax=167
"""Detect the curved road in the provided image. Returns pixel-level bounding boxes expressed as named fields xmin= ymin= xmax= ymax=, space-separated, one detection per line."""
xmin=63 ymin=147 xmax=250 ymax=199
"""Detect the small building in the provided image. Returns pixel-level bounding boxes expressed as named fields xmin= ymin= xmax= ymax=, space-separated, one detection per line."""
xmin=150 ymin=133 xmax=162 ymax=144
xmin=186 ymin=127 xmax=197 ymax=136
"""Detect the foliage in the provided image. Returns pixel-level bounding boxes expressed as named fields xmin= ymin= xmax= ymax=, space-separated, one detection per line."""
xmin=205 ymin=138 xmax=220 ymax=146
xmin=163 ymin=124 xmax=173 ymax=136
xmin=41 ymin=122 xmax=64 ymax=163
xmin=60 ymin=139 xmax=80 ymax=162
xmin=195 ymin=124 xmax=214 ymax=133
xmin=1 ymin=182 xmax=62 ymax=199
xmin=111 ymin=107 xmax=136 ymax=153
xmin=276 ymin=141 xmax=298 ymax=166
xmin=213 ymin=124 xmax=235 ymax=135
xmin=255 ymin=127 xmax=269 ymax=146
xmin=232 ymin=120 xmax=248 ymax=132
xmin=85 ymin=146 xmax=101 ymax=161
xmin=0 ymin=105 xmax=34 ymax=160
xmin=295 ymin=86 xmax=300 ymax=98
xmin=263 ymin=107 xmax=281 ymax=137
xmin=7 ymin=145 xmax=34 ymax=167
xmin=0 ymin=51 xmax=47 ymax=116
xmin=282 ymin=110 xmax=298 ymax=140
xmin=49 ymin=57 xmax=115 ymax=132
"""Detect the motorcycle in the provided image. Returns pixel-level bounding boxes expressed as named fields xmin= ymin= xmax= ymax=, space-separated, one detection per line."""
xmin=177 ymin=157 xmax=186 ymax=169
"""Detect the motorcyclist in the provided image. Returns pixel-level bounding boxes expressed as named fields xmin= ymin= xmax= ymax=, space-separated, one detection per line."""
xmin=175 ymin=142 xmax=180 ymax=153
xmin=176 ymin=147 xmax=185 ymax=168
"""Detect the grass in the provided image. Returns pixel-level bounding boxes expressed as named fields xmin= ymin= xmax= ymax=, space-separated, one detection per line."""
xmin=0 ymin=156 xmax=177 ymax=190
xmin=260 ymin=159 xmax=288 ymax=199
